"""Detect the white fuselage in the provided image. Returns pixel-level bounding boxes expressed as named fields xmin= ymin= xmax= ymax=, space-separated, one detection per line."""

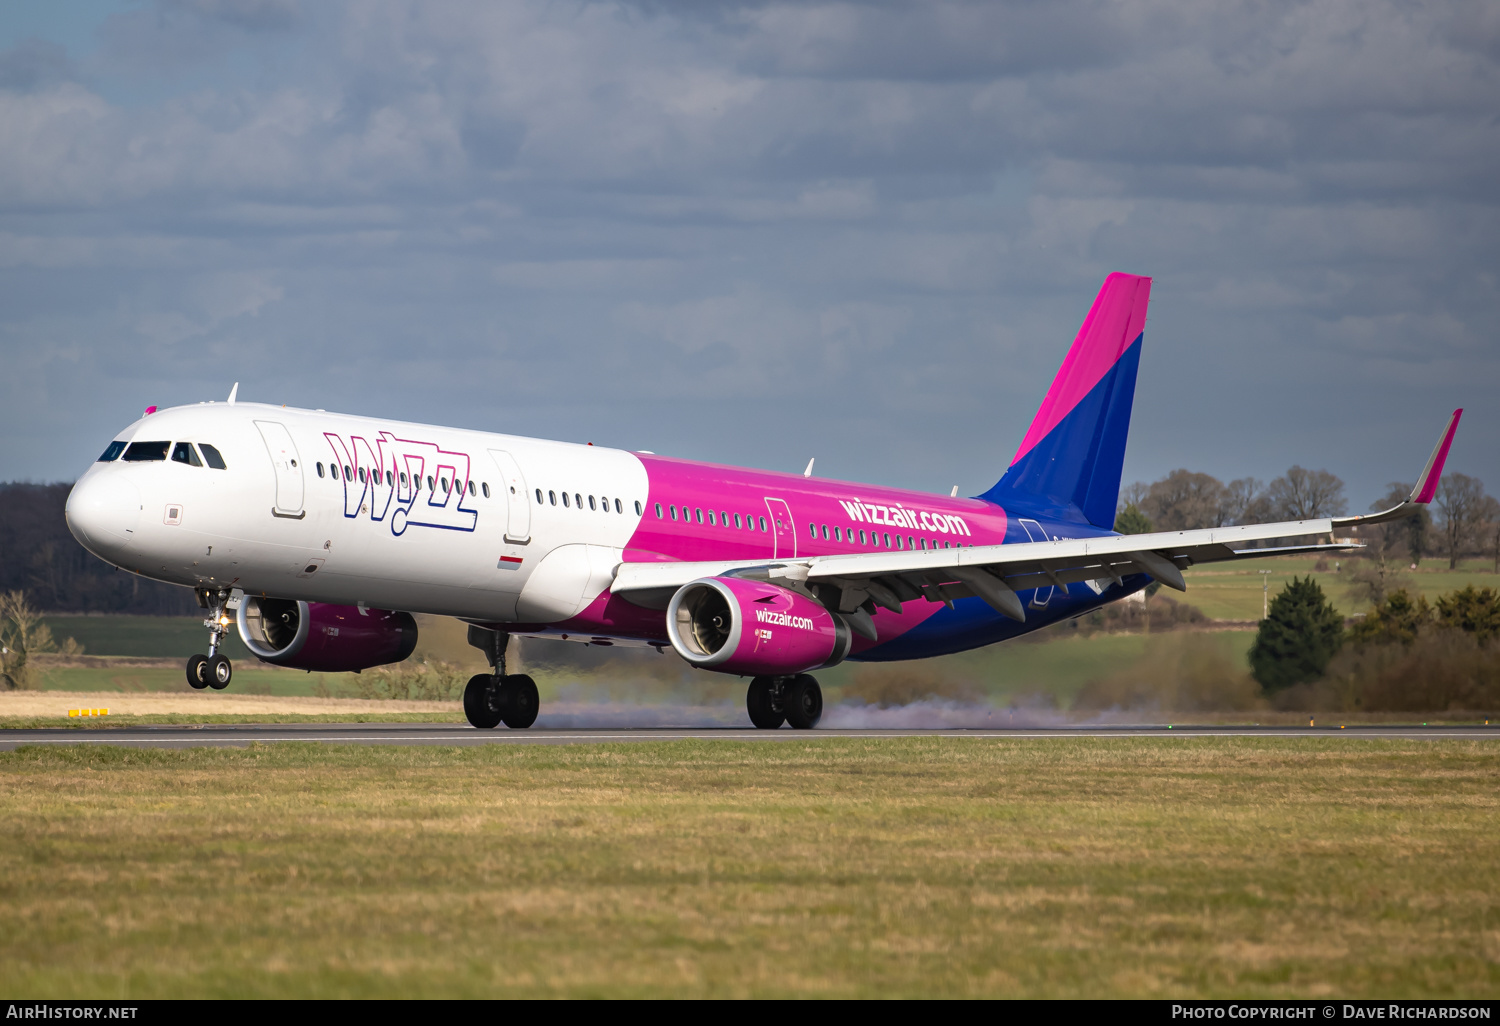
xmin=66 ymin=402 xmax=649 ymax=624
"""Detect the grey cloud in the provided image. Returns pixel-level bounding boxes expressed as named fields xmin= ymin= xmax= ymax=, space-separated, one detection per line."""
xmin=0 ymin=0 xmax=1495 ymax=509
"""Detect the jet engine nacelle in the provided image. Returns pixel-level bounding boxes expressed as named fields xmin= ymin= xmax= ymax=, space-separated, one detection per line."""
xmin=665 ymin=577 xmax=851 ymax=677
xmin=237 ymin=597 xmax=418 ymax=672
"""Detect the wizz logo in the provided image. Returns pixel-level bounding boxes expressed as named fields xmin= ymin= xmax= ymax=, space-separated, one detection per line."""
xmin=324 ymin=430 xmax=478 ymax=536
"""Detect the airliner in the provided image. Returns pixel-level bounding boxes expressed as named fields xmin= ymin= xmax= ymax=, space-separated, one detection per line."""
xmin=64 ymin=274 xmax=1462 ymax=729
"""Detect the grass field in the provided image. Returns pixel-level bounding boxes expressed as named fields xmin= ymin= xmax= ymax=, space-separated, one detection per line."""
xmin=0 ymin=738 xmax=1495 ymax=998
xmin=24 ymin=631 xmax=1255 ymax=718
xmin=1181 ymin=556 xmax=1500 ymax=621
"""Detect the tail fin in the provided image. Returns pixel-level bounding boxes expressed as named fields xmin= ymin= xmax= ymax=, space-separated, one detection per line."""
xmin=981 ymin=273 xmax=1152 ymax=528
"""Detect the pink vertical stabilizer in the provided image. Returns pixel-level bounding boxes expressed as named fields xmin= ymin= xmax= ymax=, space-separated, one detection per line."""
xmin=1011 ymin=273 xmax=1151 ymax=466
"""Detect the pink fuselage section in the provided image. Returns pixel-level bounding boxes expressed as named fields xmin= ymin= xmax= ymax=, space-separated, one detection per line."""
xmin=543 ymin=454 xmax=1010 ymax=658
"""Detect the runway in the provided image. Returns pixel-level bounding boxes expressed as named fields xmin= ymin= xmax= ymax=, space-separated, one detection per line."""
xmin=3 ymin=722 xmax=1499 ymax=749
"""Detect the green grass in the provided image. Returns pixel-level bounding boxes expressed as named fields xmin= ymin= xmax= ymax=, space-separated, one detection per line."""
xmin=0 ymin=738 xmax=1496 ymax=998
xmin=35 ymin=664 xmax=342 ymax=696
xmin=1183 ymin=556 xmax=1500 ymax=620
xmin=42 ymin=615 xmax=251 ymax=659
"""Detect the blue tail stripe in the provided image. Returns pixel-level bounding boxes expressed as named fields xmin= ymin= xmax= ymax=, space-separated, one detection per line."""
xmin=981 ymin=334 xmax=1142 ymax=527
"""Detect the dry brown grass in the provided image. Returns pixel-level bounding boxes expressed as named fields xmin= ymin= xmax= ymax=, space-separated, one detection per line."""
xmin=0 ymin=690 xmax=457 ymax=719
xmin=0 ymin=738 xmax=1496 ymax=997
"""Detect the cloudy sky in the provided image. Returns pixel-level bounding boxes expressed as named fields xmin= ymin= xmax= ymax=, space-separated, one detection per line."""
xmin=2 ymin=0 xmax=1497 ymax=510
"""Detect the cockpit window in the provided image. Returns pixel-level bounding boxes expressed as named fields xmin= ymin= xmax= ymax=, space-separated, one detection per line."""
xmin=98 ymin=441 xmax=127 ymax=462
xmin=171 ymin=442 xmax=203 ymax=467
xmin=199 ymin=444 xmax=228 ymax=470
xmin=121 ymin=441 xmax=169 ymax=462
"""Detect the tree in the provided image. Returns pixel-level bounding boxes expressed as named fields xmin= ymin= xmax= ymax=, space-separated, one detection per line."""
xmin=1344 ymin=552 xmax=1405 ymax=607
xmin=1218 ymin=477 xmax=1268 ymax=526
xmin=1435 ymin=472 xmax=1486 ymax=570
xmin=1114 ymin=503 xmax=1152 ymax=535
xmin=1434 ymin=586 xmax=1500 ymax=642
xmin=1119 ymin=481 xmax=1150 ymax=510
xmin=0 ymin=590 xmax=56 ymax=690
xmin=1140 ymin=469 xmax=1224 ymax=531
xmin=1249 ymin=576 xmax=1345 ymax=692
xmin=1348 ymin=589 xmax=1430 ymax=646
xmin=1477 ymin=495 xmax=1500 ymax=573
xmin=1373 ymin=481 xmax=1431 ymax=565
xmin=1265 ymin=466 xmax=1348 ymax=520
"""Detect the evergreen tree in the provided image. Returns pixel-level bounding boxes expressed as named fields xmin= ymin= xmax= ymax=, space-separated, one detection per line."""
xmin=1114 ymin=502 xmax=1152 ymax=535
xmin=1434 ymin=585 xmax=1500 ymax=642
xmin=1249 ymin=576 xmax=1345 ymax=692
xmin=1349 ymin=589 xmax=1430 ymax=646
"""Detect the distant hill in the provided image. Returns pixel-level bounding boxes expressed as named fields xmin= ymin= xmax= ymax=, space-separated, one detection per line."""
xmin=0 ymin=482 xmax=197 ymax=615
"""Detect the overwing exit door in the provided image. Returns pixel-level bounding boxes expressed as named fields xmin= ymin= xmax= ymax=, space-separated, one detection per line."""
xmin=488 ymin=450 xmax=532 ymax=543
xmin=764 ymin=497 xmax=796 ymax=559
xmin=1018 ymin=518 xmax=1053 ymax=608
xmin=255 ymin=421 xmax=304 ymax=519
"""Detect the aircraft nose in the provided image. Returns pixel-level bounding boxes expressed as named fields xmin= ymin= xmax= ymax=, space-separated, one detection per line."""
xmin=66 ymin=471 xmax=142 ymax=558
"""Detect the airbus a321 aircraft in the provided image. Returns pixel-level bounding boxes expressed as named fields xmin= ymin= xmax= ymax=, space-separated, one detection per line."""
xmin=64 ymin=274 xmax=1462 ymax=729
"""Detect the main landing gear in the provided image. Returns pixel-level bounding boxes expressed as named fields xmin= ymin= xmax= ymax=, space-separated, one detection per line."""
xmin=747 ymin=674 xmax=822 ymax=730
xmin=187 ymin=589 xmax=233 ymax=691
xmin=463 ymin=626 xmax=538 ymax=729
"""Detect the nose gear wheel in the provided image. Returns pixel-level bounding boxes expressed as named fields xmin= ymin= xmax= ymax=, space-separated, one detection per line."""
xmin=186 ymin=589 xmax=234 ymax=692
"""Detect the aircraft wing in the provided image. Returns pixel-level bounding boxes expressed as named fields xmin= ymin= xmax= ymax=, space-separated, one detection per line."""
xmin=612 ymin=409 xmax=1462 ymax=627
xmin=611 ymin=516 xmax=1349 ymax=620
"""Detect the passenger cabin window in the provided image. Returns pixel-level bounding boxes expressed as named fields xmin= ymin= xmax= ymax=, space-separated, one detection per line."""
xmin=468 ymin=480 xmax=475 ymax=496
xmin=634 ymin=501 xmax=641 ymax=515
xmin=706 ymin=510 xmax=715 ymax=525
xmin=670 ymin=506 xmax=678 ymax=521
xmin=574 ymin=493 xmax=582 ymax=509
xmin=589 ymin=495 xmax=597 ymax=511
xmin=122 ymin=441 xmax=169 ymax=462
xmin=617 ymin=499 xmax=624 ymax=514
xmin=735 ymin=513 xmax=742 ymax=529
xmin=655 ymin=503 xmax=663 ymax=518
xmin=758 ymin=517 xmax=766 ymax=531
xmin=316 ymin=462 xmax=325 ymax=478
xmin=171 ymin=442 xmax=202 ymax=467
xmin=563 ymin=492 xmax=570 ymax=508
xmin=198 ymin=444 xmax=227 ymax=470
xmin=98 ymin=441 xmax=127 ymax=462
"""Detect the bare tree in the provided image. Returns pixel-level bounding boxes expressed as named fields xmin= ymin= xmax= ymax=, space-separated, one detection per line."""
xmin=1266 ymin=466 xmax=1348 ymax=520
xmin=1118 ymin=481 xmax=1150 ymax=512
xmin=1372 ymin=481 xmax=1429 ymax=564
xmin=1436 ymin=472 xmax=1486 ymax=570
xmin=0 ymin=590 xmax=56 ymax=690
xmin=1482 ymin=495 xmax=1500 ymax=573
xmin=1218 ymin=477 xmax=1267 ymax=526
xmin=1140 ymin=470 xmax=1224 ymax=531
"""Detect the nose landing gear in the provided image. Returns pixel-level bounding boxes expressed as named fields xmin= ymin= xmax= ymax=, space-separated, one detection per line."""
xmin=463 ymin=626 xmax=539 ymax=729
xmin=747 ymin=674 xmax=823 ymax=729
xmin=187 ymin=589 xmax=234 ymax=691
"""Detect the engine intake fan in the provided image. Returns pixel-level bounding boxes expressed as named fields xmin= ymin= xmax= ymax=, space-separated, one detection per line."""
xmin=665 ymin=577 xmax=850 ymax=677
xmin=237 ymin=597 xmax=418 ymax=673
